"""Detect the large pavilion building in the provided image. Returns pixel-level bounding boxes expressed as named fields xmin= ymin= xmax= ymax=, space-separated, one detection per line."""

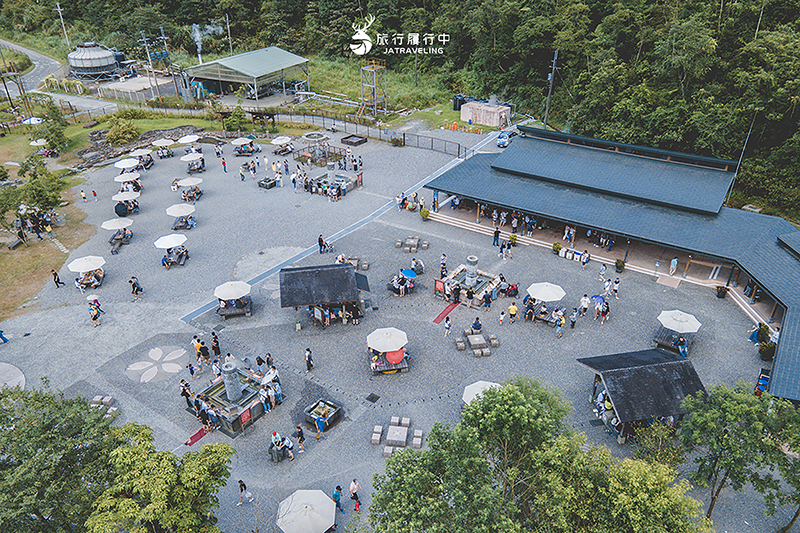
xmin=425 ymin=126 xmax=800 ymax=402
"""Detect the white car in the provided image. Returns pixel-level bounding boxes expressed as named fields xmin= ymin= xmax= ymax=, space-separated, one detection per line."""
xmin=496 ymin=130 xmax=517 ymax=148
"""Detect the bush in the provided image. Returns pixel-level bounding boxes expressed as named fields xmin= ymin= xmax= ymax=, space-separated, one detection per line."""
xmin=509 ymin=234 xmax=518 ymax=246
xmin=389 ymin=137 xmax=404 ymax=147
xmin=759 ymin=342 xmax=776 ymax=361
xmin=105 ymin=117 xmax=139 ymax=145
xmin=756 ymin=323 xmax=770 ymax=344
xmin=552 ymin=242 xmax=562 ymax=253
xmin=115 ymin=108 xmax=157 ymax=120
xmin=420 ymin=208 xmax=430 ymax=219
xmin=615 ymin=259 xmax=626 ymax=271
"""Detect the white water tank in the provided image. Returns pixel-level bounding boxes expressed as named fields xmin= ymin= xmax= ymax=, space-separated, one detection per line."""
xmin=68 ymin=42 xmax=117 ymax=78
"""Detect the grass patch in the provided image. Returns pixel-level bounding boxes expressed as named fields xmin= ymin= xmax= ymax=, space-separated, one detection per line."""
xmin=0 ymin=189 xmax=93 ymax=321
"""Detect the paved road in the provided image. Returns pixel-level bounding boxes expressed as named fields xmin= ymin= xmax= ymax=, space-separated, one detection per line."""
xmin=0 ymin=38 xmax=62 ymax=100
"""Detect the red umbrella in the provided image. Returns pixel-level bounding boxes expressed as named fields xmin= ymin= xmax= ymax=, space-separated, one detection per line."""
xmin=386 ymin=349 xmax=405 ymax=365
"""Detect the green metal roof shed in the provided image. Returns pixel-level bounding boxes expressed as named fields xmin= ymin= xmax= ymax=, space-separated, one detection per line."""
xmin=185 ymin=47 xmax=308 ymax=99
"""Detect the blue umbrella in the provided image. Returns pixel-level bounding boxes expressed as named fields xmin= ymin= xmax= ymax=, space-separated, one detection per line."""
xmin=400 ymin=269 xmax=417 ymax=279
xmin=591 ymin=295 xmax=605 ymax=304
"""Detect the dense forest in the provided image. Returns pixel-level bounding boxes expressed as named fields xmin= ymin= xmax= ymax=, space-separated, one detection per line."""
xmin=1 ymin=0 xmax=799 ymax=217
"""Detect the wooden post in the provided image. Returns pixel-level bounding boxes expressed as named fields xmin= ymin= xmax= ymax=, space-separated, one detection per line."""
xmin=769 ymin=302 xmax=778 ymax=324
xmin=682 ymin=255 xmax=692 ymax=278
xmin=733 ymin=268 xmax=741 ymax=287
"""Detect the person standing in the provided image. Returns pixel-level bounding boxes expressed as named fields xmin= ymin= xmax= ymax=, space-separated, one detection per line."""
xmin=440 ymin=254 xmax=447 ymax=279
xmin=482 ymin=291 xmax=492 ymax=311
xmin=493 ymin=227 xmax=500 ymax=246
xmin=569 ymin=308 xmax=578 ymax=328
xmin=51 ymin=269 xmax=65 ymax=288
xmin=295 ymin=425 xmax=305 ymax=452
xmin=180 ymin=380 xmax=194 ymax=409
xmin=581 ymin=251 xmax=590 ymax=270
xmin=350 ymin=479 xmax=362 ymax=511
xmin=604 ymin=278 xmax=612 ymax=296
xmin=318 ymin=235 xmax=325 ymax=254
xmin=508 ymin=301 xmax=518 ymax=324
xmin=211 ymin=332 xmax=221 ymax=358
xmin=555 ymin=315 xmax=564 ymax=338
xmin=259 ymin=385 xmax=271 ymax=413
xmin=612 ymin=278 xmax=620 ymax=299
xmin=129 ymin=277 xmax=143 ymax=301
xmin=92 ymin=190 xmax=98 ymax=201
xmin=498 ymin=240 xmax=506 ymax=258
xmin=239 ymin=165 xmax=245 ymax=181
xmin=80 ymin=190 xmax=87 ymax=202
xmin=238 ymin=480 xmax=254 ymax=505
xmin=315 ymin=412 xmax=329 ymax=440
xmin=304 ymin=348 xmax=314 ymax=373
xmin=221 ymin=157 xmax=227 ymax=173
xmin=443 ymin=316 xmax=451 ymax=337
xmin=89 ymin=305 xmax=101 ymax=327
xmin=669 ymin=257 xmax=678 ymax=276
xmin=599 ymin=264 xmax=607 ymax=281
xmin=333 ymin=486 xmax=345 ymax=514
xmin=579 ymin=294 xmax=591 ymax=317
xmin=465 ymin=288 xmax=474 ymax=308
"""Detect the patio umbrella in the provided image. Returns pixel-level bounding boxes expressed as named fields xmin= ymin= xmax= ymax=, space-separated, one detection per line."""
xmin=658 ymin=310 xmax=702 ymax=334
xmin=29 ymin=138 xmax=47 ymax=146
xmin=400 ymin=269 xmax=417 ymax=279
xmin=114 ymin=172 xmax=140 ymax=182
xmin=590 ymin=295 xmax=605 ymax=304
xmin=22 ymin=117 xmax=43 ymax=125
xmin=276 ymin=489 xmax=335 ymax=533
xmin=213 ymin=281 xmax=251 ymax=300
xmin=85 ymin=294 xmax=101 ymax=301
xmin=462 ymin=380 xmax=501 ymax=404
xmin=129 ymin=148 xmax=152 ymax=158
xmin=177 ymin=134 xmax=200 ymax=144
xmin=151 ymin=138 xmax=175 ymax=147
xmin=112 ymin=191 xmax=140 ymax=201
xmin=166 ymin=204 xmax=195 ymax=217
xmin=526 ymin=282 xmax=566 ymax=302
xmin=180 ymin=153 xmax=203 ymax=162
xmin=271 ymin=136 xmax=292 ymax=145
xmin=177 ymin=177 xmax=203 ymax=187
xmin=231 ymin=137 xmax=252 ymax=146
xmin=67 ymin=255 xmax=105 ymax=273
xmin=367 ymin=327 xmax=408 ymax=353
xmin=114 ymin=158 xmax=139 ymax=169
xmin=100 ymin=218 xmax=132 ymax=230
xmin=154 ymin=234 xmax=187 ymax=249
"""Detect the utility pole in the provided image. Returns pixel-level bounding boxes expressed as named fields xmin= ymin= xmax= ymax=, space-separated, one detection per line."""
xmin=55 ymin=3 xmax=70 ymax=49
xmin=0 ymin=47 xmax=13 ymax=109
xmin=0 ymin=47 xmax=30 ymax=115
xmin=226 ymin=14 xmax=233 ymax=56
xmin=543 ymin=49 xmax=558 ymax=130
xmin=138 ymin=30 xmax=161 ymax=99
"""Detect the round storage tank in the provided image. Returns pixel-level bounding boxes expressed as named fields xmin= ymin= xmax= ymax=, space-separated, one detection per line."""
xmin=68 ymin=42 xmax=117 ymax=78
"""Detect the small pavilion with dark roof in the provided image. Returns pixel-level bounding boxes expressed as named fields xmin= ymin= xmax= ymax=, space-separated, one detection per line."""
xmin=426 ymin=126 xmax=800 ymax=402
xmin=578 ymin=349 xmax=706 ymax=440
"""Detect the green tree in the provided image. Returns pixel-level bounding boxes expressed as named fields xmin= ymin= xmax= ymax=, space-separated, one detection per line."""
xmin=105 ymin=117 xmax=140 ymax=145
xmin=222 ymin=105 xmax=249 ymax=132
xmin=86 ymin=423 xmax=235 ymax=533
xmin=370 ymin=424 xmax=520 ymax=533
xmin=633 ymin=421 xmax=686 ymax=470
xmin=0 ymin=378 xmax=120 ymax=533
xmin=16 ymin=156 xmax=65 ymax=211
xmin=680 ymin=382 xmax=780 ymax=518
xmin=43 ymin=99 xmax=69 ymax=151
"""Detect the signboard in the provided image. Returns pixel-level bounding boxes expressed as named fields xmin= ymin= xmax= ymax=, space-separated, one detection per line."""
xmin=434 ymin=279 xmax=445 ymax=298
xmin=240 ymin=408 xmax=251 ymax=424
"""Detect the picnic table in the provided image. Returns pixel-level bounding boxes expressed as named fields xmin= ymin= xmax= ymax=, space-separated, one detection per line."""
xmin=529 ymin=302 xmax=566 ymax=327
xmin=172 ymin=216 xmax=195 ymax=231
xmin=165 ymin=248 xmax=188 ymax=267
xmin=108 ymin=230 xmax=132 ymax=254
xmin=369 ymin=349 xmax=409 ymax=374
xmin=653 ymin=326 xmax=695 ymax=355
xmin=218 ymin=296 xmax=252 ymax=319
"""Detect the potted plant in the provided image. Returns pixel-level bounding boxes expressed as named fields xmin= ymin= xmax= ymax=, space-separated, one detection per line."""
xmin=716 ymin=286 xmax=728 ymax=299
xmin=509 ymin=234 xmax=518 ymax=246
xmin=552 ymin=242 xmax=562 ymax=255
xmin=759 ymin=342 xmax=776 ymax=362
xmin=757 ymin=323 xmax=770 ymax=344
xmin=615 ymin=259 xmax=626 ymax=272
xmin=420 ymin=208 xmax=430 ymax=221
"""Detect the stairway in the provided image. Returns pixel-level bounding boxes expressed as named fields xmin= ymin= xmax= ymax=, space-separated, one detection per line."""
xmin=427 ymin=211 xmax=553 ymax=248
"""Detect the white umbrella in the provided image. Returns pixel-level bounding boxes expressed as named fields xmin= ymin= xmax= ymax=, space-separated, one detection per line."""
xmin=114 ymin=158 xmax=139 ymax=169
xmin=29 ymin=138 xmax=47 ymax=146
xmin=658 ymin=310 xmax=702 ymax=334
xmin=166 ymin=204 xmax=195 ymax=217
xmin=366 ymin=327 xmax=409 ymax=353
xmin=462 ymin=381 xmax=501 ymax=404
xmin=180 ymin=153 xmax=203 ymax=162
xmin=67 ymin=255 xmax=105 ymax=273
xmin=231 ymin=137 xmax=252 ymax=146
xmin=114 ymin=172 xmax=140 ymax=182
xmin=526 ymin=282 xmax=566 ymax=302
xmin=112 ymin=191 xmax=140 ymax=201
xmin=276 ymin=489 xmax=335 ymax=533
xmin=271 ymin=136 xmax=292 ymax=145
xmin=214 ymin=281 xmax=251 ymax=300
xmin=85 ymin=294 xmax=101 ymax=301
xmin=100 ymin=218 xmax=133 ymax=230
xmin=177 ymin=134 xmax=200 ymax=144
xmin=151 ymin=138 xmax=175 ymax=147
xmin=22 ymin=117 xmax=43 ymax=125
xmin=177 ymin=177 xmax=203 ymax=187
xmin=153 ymin=234 xmax=187 ymax=249
xmin=129 ymin=148 xmax=152 ymax=157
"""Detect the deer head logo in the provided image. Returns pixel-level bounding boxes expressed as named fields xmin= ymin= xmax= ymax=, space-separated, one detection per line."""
xmin=350 ymin=14 xmax=375 ymax=56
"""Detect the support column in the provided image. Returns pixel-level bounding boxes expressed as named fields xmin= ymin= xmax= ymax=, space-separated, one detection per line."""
xmin=769 ymin=302 xmax=778 ymax=324
xmin=726 ymin=265 xmax=735 ymax=286
xmin=682 ymin=255 xmax=692 ymax=278
xmin=733 ymin=269 xmax=740 ymax=287
xmin=624 ymin=239 xmax=630 ymax=262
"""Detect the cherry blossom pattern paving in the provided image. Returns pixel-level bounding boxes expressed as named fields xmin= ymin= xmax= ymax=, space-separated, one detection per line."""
xmin=125 ymin=346 xmax=189 ymax=383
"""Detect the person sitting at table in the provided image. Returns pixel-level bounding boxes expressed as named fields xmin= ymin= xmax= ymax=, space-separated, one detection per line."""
xmin=335 ymin=253 xmax=346 ymax=264
xmin=175 ymin=245 xmax=189 ymax=261
xmin=218 ymin=298 xmax=231 ymax=309
xmin=472 ymin=317 xmax=483 ymax=332
xmin=171 ymin=178 xmax=179 ymax=191
xmin=525 ymin=306 xmax=535 ymax=322
xmin=234 ymin=297 xmax=248 ymax=309
xmin=162 ymin=254 xmax=174 ymax=270
xmin=538 ymin=302 xmax=549 ymax=318
xmin=411 ymin=257 xmax=425 ymax=274
xmin=673 ymin=336 xmax=688 ymax=358
xmin=181 ymin=190 xmax=190 ymax=202
xmin=185 ymin=215 xmax=196 ymax=229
